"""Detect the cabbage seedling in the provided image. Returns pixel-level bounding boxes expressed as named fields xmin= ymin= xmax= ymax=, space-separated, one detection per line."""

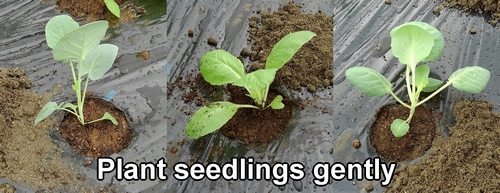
xmin=345 ymin=21 xmax=491 ymax=137
xmin=104 ymin=0 xmax=120 ymax=18
xmin=34 ymin=15 xmax=119 ymax=126
xmin=186 ymin=31 xmax=316 ymax=139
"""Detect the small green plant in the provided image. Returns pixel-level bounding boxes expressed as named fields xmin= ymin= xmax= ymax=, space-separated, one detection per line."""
xmin=345 ymin=21 xmax=491 ymax=137
xmin=186 ymin=31 xmax=317 ymax=139
xmin=104 ymin=0 xmax=120 ymax=18
xmin=34 ymin=15 xmax=119 ymax=126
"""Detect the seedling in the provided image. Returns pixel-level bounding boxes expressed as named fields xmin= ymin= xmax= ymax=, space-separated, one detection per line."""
xmin=104 ymin=0 xmax=120 ymax=18
xmin=186 ymin=31 xmax=316 ymax=139
xmin=34 ymin=15 xmax=119 ymax=126
xmin=345 ymin=21 xmax=491 ymax=137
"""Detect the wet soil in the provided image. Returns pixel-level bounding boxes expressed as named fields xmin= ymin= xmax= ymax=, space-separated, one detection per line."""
xmin=386 ymin=99 xmax=500 ymax=192
xmin=247 ymin=2 xmax=333 ymax=92
xmin=439 ymin=0 xmax=500 ymax=25
xmin=59 ymin=97 xmax=132 ymax=158
xmin=220 ymin=85 xmax=296 ymax=144
xmin=55 ymin=0 xmax=143 ymax=24
xmin=370 ymin=103 xmax=436 ymax=162
xmin=0 ymin=68 xmax=92 ymax=192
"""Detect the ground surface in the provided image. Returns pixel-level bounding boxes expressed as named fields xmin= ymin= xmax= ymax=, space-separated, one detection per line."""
xmin=386 ymin=99 xmax=500 ymax=192
xmin=0 ymin=68 xmax=92 ymax=192
xmin=55 ymin=0 xmax=141 ymax=24
xmin=59 ymin=97 xmax=132 ymax=158
xmin=440 ymin=0 xmax=500 ymax=25
xmin=370 ymin=103 xmax=436 ymax=162
xmin=248 ymin=2 xmax=333 ymax=92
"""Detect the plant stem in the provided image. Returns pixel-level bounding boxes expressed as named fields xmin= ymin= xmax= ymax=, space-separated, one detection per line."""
xmin=262 ymin=85 xmax=270 ymax=109
xmin=237 ymin=104 xmax=260 ymax=109
xmin=68 ymin=61 xmax=85 ymax=125
xmin=388 ymin=91 xmax=411 ymax=108
xmin=416 ymin=80 xmax=453 ymax=106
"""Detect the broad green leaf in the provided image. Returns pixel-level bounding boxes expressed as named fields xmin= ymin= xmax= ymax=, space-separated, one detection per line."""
xmin=390 ymin=25 xmax=434 ymax=67
xmin=422 ymin=77 xmax=443 ymax=92
xmin=345 ymin=67 xmax=392 ymax=97
xmin=104 ymin=0 xmax=121 ymax=18
xmin=53 ymin=21 xmax=109 ymax=62
xmin=266 ymin=31 xmax=316 ymax=69
xmin=390 ymin=119 xmax=409 ymax=137
xmin=200 ymin=50 xmax=245 ymax=85
xmin=413 ymin=65 xmax=430 ymax=89
xmin=449 ymin=66 xmax=491 ymax=93
xmin=233 ymin=68 xmax=277 ymax=89
xmin=268 ymin=95 xmax=284 ymax=109
xmin=391 ymin=22 xmax=444 ymax=62
xmin=34 ymin=102 xmax=58 ymax=125
xmin=186 ymin=101 xmax=240 ymax=139
xmin=80 ymin=44 xmax=119 ymax=80
xmin=45 ymin=15 xmax=79 ymax=49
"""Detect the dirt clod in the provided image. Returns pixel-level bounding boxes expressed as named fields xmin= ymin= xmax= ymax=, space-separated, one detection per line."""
xmin=441 ymin=0 xmax=500 ymax=25
xmin=353 ymin=139 xmax=361 ymax=149
xmin=188 ymin=29 xmax=194 ymax=37
xmin=207 ymin=38 xmax=218 ymax=46
xmin=137 ymin=50 xmax=150 ymax=60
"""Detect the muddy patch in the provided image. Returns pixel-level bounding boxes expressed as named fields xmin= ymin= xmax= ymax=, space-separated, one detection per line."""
xmin=438 ymin=0 xmax=500 ymax=25
xmin=370 ymin=103 xmax=437 ymax=162
xmin=0 ymin=68 xmax=92 ymax=192
xmin=247 ymin=2 xmax=333 ymax=92
xmin=385 ymin=99 xmax=500 ymax=192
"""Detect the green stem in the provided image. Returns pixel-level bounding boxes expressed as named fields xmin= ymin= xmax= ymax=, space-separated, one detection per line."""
xmin=388 ymin=91 xmax=411 ymax=108
xmin=237 ymin=104 xmax=260 ymax=109
xmin=68 ymin=61 xmax=84 ymax=125
xmin=405 ymin=67 xmax=413 ymax=106
xmin=58 ymin=108 xmax=80 ymax=118
xmin=416 ymin=80 xmax=453 ymax=106
xmin=262 ymin=85 xmax=270 ymax=109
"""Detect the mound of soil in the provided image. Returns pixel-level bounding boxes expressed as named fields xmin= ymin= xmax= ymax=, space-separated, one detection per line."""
xmin=386 ymin=99 xmax=500 ymax=192
xmin=55 ymin=0 xmax=142 ymax=24
xmin=370 ymin=103 xmax=436 ymax=162
xmin=0 ymin=68 xmax=92 ymax=192
xmin=440 ymin=0 xmax=500 ymax=25
xmin=248 ymin=2 xmax=333 ymax=92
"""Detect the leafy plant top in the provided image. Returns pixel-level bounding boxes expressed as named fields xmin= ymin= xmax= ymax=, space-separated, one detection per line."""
xmin=345 ymin=21 xmax=491 ymax=137
xmin=186 ymin=31 xmax=316 ymax=139
xmin=35 ymin=15 xmax=119 ymax=126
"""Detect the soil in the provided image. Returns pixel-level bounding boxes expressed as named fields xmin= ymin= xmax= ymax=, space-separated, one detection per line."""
xmin=0 ymin=68 xmax=92 ymax=192
xmin=386 ymin=99 xmax=500 ymax=192
xmin=370 ymin=103 xmax=437 ymax=162
xmin=439 ymin=0 xmax=500 ymax=25
xmin=54 ymin=0 xmax=143 ymax=25
xmin=59 ymin=97 xmax=132 ymax=158
xmin=247 ymin=2 xmax=333 ymax=92
xmin=220 ymin=85 xmax=296 ymax=144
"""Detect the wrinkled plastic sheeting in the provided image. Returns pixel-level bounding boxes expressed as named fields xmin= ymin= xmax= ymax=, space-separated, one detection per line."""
xmin=334 ymin=0 xmax=500 ymax=192
xmin=167 ymin=0 xmax=333 ymax=192
xmin=0 ymin=0 xmax=167 ymax=192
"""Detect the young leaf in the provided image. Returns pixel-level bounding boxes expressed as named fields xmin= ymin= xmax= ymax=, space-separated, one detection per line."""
xmin=266 ymin=31 xmax=316 ymax=70
xmin=186 ymin=101 xmax=240 ymax=139
xmin=449 ymin=66 xmax=491 ymax=93
xmin=233 ymin=68 xmax=277 ymax=89
xmin=53 ymin=21 xmax=109 ymax=62
xmin=391 ymin=25 xmax=434 ymax=67
xmin=413 ymin=65 xmax=430 ymax=89
xmin=104 ymin=0 xmax=121 ymax=18
xmin=268 ymin=95 xmax=284 ymax=109
xmin=422 ymin=77 xmax=443 ymax=92
xmin=391 ymin=22 xmax=444 ymax=62
xmin=345 ymin=67 xmax=392 ymax=97
xmin=390 ymin=119 xmax=409 ymax=137
xmin=80 ymin=44 xmax=119 ymax=79
xmin=34 ymin=102 xmax=59 ymax=125
xmin=200 ymin=50 xmax=245 ymax=85
xmin=45 ymin=15 xmax=79 ymax=49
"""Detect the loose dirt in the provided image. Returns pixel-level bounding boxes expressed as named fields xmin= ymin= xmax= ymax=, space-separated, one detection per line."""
xmin=54 ymin=0 xmax=143 ymax=25
xmin=59 ymin=97 xmax=132 ymax=158
xmin=0 ymin=68 xmax=92 ymax=192
xmin=386 ymin=99 xmax=500 ymax=192
xmin=370 ymin=103 xmax=436 ymax=162
xmin=439 ymin=0 xmax=500 ymax=25
xmin=247 ymin=2 xmax=333 ymax=92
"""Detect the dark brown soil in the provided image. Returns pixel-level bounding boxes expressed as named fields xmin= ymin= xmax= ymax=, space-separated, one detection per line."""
xmin=247 ymin=2 xmax=333 ymax=92
xmin=440 ymin=0 xmax=500 ymax=25
xmin=0 ymin=68 xmax=92 ymax=192
xmin=55 ymin=0 xmax=142 ymax=24
xmin=220 ymin=85 xmax=296 ymax=144
xmin=370 ymin=103 xmax=436 ymax=162
xmin=386 ymin=99 xmax=500 ymax=192
xmin=59 ymin=97 xmax=132 ymax=158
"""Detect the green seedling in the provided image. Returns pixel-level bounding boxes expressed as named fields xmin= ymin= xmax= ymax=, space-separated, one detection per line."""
xmin=104 ymin=0 xmax=120 ymax=18
xmin=345 ymin=21 xmax=491 ymax=137
xmin=186 ymin=31 xmax=317 ymax=139
xmin=34 ymin=15 xmax=119 ymax=126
